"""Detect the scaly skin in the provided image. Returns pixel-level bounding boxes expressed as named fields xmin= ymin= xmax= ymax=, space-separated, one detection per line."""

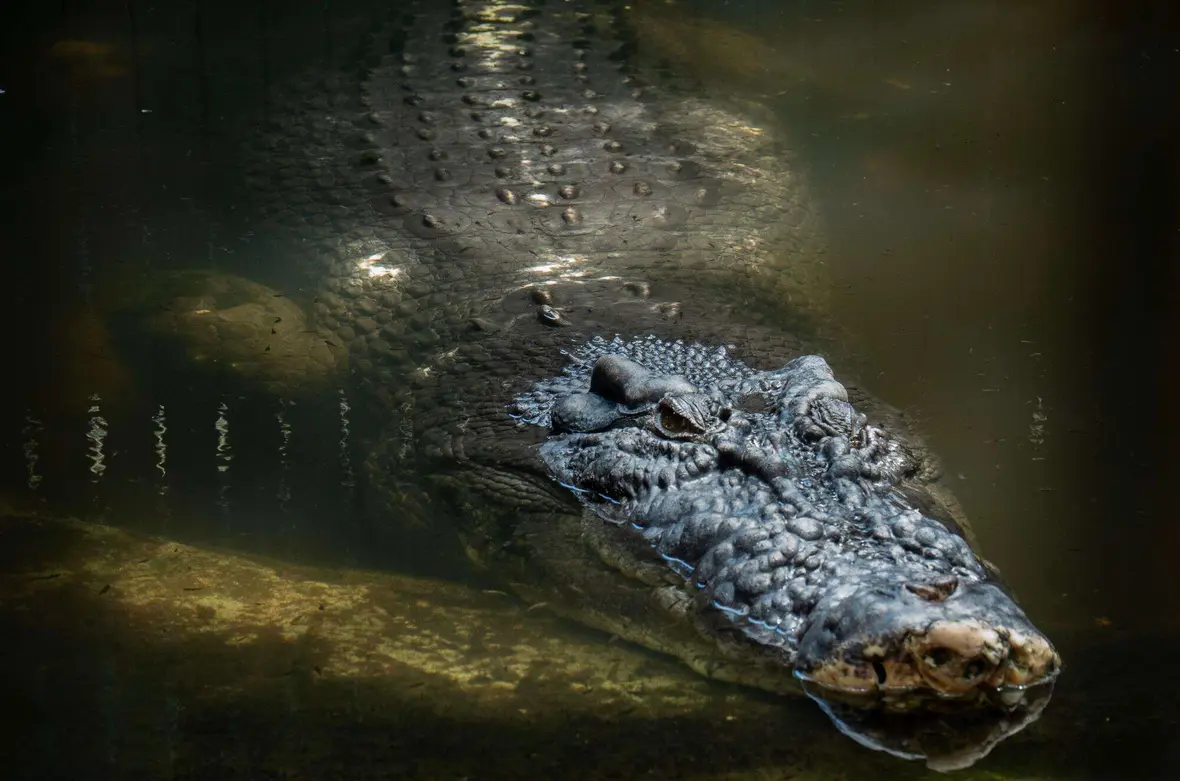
xmin=195 ymin=0 xmax=1060 ymax=766
xmin=506 ymin=343 xmax=1059 ymax=700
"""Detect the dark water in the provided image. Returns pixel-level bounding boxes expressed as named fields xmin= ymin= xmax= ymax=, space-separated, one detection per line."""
xmin=0 ymin=0 xmax=1177 ymax=778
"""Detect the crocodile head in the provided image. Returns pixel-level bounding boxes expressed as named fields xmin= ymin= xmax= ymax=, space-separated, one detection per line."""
xmin=509 ymin=336 xmax=1060 ymax=761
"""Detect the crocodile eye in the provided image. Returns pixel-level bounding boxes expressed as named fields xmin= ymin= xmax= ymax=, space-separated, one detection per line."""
xmin=537 ymin=304 xmax=563 ymax=325
xmin=905 ymin=578 xmax=959 ymax=603
xmin=651 ymin=394 xmax=724 ymax=440
xmin=657 ymin=405 xmax=694 ymax=434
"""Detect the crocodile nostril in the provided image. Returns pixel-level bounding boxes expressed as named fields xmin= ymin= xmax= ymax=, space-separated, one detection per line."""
xmin=962 ymin=657 xmax=988 ymax=680
xmin=925 ymin=647 xmax=954 ymax=668
xmin=537 ymin=305 xmax=564 ymax=325
xmin=872 ymin=660 xmax=887 ymax=686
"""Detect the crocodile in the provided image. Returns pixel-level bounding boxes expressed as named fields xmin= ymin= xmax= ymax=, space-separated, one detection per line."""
xmin=131 ymin=0 xmax=1061 ymax=767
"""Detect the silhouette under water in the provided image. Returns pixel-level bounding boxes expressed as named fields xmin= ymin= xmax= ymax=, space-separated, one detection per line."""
xmin=0 ymin=0 xmax=1177 ymax=779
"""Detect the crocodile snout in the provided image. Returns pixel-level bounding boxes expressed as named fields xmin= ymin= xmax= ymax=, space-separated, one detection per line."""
xmin=796 ymin=578 xmax=1061 ymax=706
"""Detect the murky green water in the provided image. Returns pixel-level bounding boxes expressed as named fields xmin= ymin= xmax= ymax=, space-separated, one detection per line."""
xmin=1 ymin=0 xmax=1176 ymax=778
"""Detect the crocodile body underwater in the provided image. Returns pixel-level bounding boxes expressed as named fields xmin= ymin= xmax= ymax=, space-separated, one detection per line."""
xmin=141 ymin=0 xmax=1061 ymax=769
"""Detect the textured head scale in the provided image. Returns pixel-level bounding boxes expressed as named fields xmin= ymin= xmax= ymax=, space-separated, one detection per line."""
xmin=511 ymin=336 xmax=1060 ymax=715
